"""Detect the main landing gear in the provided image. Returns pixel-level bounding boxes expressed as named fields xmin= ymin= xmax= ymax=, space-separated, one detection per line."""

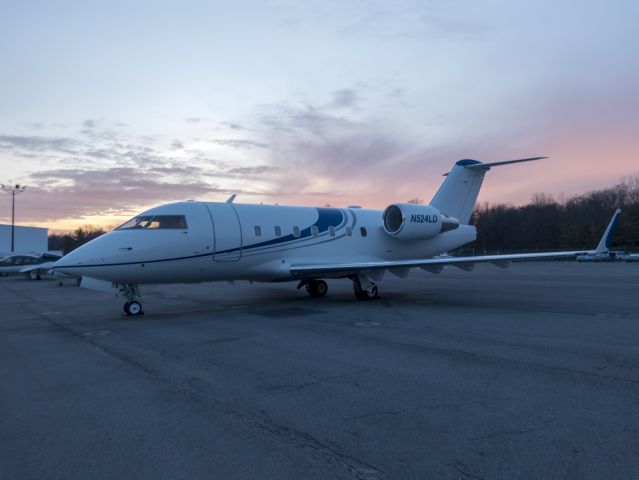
xmin=305 ymin=279 xmax=328 ymax=297
xmin=299 ymin=275 xmax=379 ymax=301
xmin=352 ymin=275 xmax=379 ymax=301
xmin=119 ymin=283 xmax=144 ymax=316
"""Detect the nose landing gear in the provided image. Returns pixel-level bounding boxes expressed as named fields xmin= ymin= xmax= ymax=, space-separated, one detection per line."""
xmin=123 ymin=300 xmax=143 ymax=316
xmin=119 ymin=284 xmax=144 ymax=316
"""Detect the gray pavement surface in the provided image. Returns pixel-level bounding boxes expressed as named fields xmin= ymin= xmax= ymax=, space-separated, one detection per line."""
xmin=1 ymin=263 xmax=638 ymax=480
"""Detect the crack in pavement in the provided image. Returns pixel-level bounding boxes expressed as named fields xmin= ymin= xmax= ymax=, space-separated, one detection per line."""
xmin=343 ymin=403 xmax=463 ymax=422
xmin=468 ymin=419 xmax=555 ymax=441
xmin=449 ymin=459 xmax=487 ymax=480
xmin=265 ymin=371 xmax=365 ymax=394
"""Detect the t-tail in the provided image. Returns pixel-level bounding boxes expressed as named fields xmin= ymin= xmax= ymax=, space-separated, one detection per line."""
xmin=430 ymin=157 xmax=547 ymax=224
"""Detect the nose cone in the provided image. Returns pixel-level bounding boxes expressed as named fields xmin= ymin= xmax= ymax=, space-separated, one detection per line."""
xmin=53 ymin=252 xmax=81 ymax=278
xmin=52 ymin=242 xmax=101 ymax=277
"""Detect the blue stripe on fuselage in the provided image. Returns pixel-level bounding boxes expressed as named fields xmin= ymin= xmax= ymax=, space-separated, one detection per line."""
xmin=215 ymin=207 xmax=345 ymax=255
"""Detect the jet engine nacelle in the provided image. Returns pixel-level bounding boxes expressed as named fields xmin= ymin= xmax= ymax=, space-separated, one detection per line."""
xmin=382 ymin=203 xmax=459 ymax=240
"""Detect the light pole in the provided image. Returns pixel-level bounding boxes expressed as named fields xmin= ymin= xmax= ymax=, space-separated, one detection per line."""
xmin=1 ymin=183 xmax=27 ymax=252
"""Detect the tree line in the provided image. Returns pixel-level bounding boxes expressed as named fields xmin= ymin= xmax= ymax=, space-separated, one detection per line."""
xmin=48 ymin=225 xmax=107 ymax=254
xmin=470 ymin=176 xmax=639 ymax=253
xmin=48 ymin=176 xmax=639 ymax=255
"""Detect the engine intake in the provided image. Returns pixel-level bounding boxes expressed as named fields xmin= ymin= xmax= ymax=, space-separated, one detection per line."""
xmin=382 ymin=204 xmax=459 ymax=240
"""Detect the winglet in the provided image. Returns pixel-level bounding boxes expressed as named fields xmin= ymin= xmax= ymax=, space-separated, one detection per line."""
xmin=595 ymin=208 xmax=621 ymax=254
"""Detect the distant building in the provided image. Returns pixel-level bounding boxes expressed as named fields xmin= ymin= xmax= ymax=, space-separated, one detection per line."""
xmin=0 ymin=224 xmax=48 ymax=257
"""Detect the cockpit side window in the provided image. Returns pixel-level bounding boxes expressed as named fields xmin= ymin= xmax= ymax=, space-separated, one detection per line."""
xmin=116 ymin=215 xmax=188 ymax=230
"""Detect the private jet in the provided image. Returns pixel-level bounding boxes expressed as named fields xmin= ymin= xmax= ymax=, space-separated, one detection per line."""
xmin=53 ymin=157 xmax=621 ymax=315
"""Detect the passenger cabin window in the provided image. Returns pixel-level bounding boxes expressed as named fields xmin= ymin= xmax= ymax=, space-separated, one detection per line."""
xmin=329 ymin=226 xmax=335 ymax=237
xmin=117 ymin=215 xmax=188 ymax=230
xmin=311 ymin=226 xmax=318 ymax=237
xmin=360 ymin=227 xmax=367 ymax=237
xmin=293 ymin=226 xmax=301 ymax=238
xmin=346 ymin=226 xmax=352 ymax=236
xmin=274 ymin=226 xmax=282 ymax=236
xmin=254 ymin=226 xmax=262 ymax=236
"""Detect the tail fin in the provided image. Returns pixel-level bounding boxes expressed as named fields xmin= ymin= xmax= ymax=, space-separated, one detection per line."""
xmin=594 ymin=208 xmax=621 ymax=254
xmin=429 ymin=157 xmax=546 ymax=224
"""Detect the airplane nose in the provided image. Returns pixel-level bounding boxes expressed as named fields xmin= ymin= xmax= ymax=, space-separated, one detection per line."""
xmin=52 ymin=245 xmax=96 ymax=277
xmin=53 ymin=254 xmax=79 ymax=277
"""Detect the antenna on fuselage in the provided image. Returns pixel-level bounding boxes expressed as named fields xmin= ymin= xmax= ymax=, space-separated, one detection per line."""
xmin=226 ymin=194 xmax=236 ymax=203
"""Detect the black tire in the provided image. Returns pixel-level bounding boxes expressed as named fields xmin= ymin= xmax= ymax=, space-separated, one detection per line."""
xmin=353 ymin=278 xmax=368 ymax=300
xmin=353 ymin=278 xmax=378 ymax=300
xmin=368 ymin=285 xmax=379 ymax=299
xmin=125 ymin=301 xmax=143 ymax=316
xmin=306 ymin=279 xmax=328 ymax=297
xmin=123 ymin=301 xmax=131 ymax=313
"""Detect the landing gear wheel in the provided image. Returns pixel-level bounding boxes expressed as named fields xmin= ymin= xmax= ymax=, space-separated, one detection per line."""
xmin=354 ymin=282 xmax=367 ymax=300
xmin=353 ymin=277 xmax=378 ymax=300
xmin=119 ymin=284 xmax=143 ymax=316
xmin=124 ymin=301 xmax=143 ymax=316
xmin=368 ymin=285 xmax=379 ymax=299
xmin=306 ymin=279 xmax=328 ymax=297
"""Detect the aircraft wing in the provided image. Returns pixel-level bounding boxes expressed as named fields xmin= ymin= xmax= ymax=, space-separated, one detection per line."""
xmin=19 ymin=262 xmax=56 ymax=275
xmin=290 ymin=250 xmax=591 ymax=277
xmin=290 ymin=208 xmax=621 ymax=278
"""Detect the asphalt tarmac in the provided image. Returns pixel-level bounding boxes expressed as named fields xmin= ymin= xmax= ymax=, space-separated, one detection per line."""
xmin=1 ymin=263 xmax=638 ymax=480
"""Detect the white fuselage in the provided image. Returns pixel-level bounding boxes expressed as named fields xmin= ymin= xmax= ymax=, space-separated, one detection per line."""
xmin=53 ymin=201 xmax=476 ymax=284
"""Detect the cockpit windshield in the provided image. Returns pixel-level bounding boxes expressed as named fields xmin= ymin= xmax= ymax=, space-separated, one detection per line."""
xmin=116 ymin=215 xmax=188 ymax=230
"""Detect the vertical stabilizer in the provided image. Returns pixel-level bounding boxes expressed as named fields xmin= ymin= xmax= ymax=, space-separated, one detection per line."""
xmin=430 ymin=159 xmax=488 ymax=224
xmin=430 ymin=157 xmax=546 ymax=224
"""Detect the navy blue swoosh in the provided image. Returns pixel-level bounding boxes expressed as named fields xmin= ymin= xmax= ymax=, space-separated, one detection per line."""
xmin=215 ymin=207 xmax=345 ymax=254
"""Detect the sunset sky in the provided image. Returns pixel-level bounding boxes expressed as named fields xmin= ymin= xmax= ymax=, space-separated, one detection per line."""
xmin=1 ymin=0 xmax=637 ymax=231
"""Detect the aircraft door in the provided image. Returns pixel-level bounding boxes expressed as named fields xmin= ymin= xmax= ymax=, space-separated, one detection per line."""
xmin=207 ymin=204 xmax=242 ymax=261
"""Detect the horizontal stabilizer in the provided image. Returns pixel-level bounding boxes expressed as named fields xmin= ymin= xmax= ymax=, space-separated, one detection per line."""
xmin=463 ymin=157 xmax=547 ymax=171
